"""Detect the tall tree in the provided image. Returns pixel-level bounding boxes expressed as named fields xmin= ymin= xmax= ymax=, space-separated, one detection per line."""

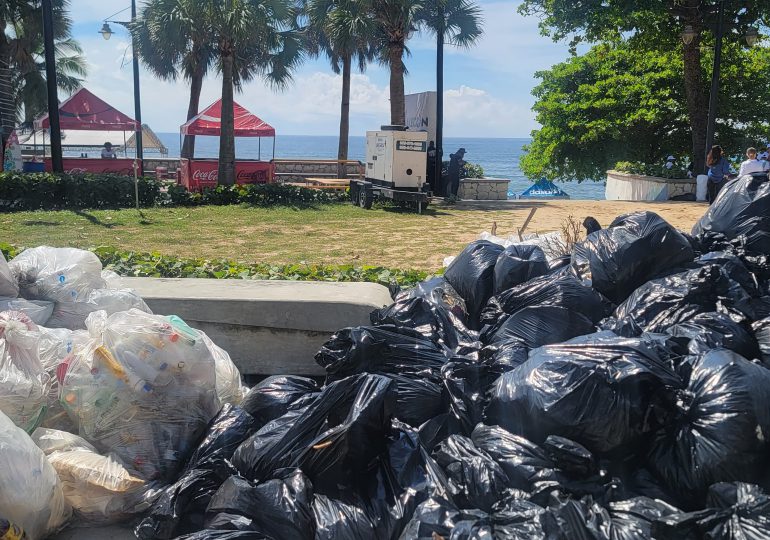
xmin=0 ymin=0 xmax=85 ymax=131
xmin=520 ymin=42 xmax=770 ymax=182
xmin=209 ymin=0 xmax=303 ymax=185
xmin=305 ymin=0 xmax=378 ymax=168
xmin=372 ymin=0 xmax=423 ymax=126
xmin=133 ymin=0 xmax=216 ymax=159
xmin=518 ymin=0 xmax=770 ymax=174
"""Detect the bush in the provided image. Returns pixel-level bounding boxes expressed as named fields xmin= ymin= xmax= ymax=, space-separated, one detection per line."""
xmin=440 ymin=160 xmax=485 ymax=179
xmin=0 ymin=243 xmax=429 ymax=288
xmin=0 ymin=172 xmax=348 ymax=211
xmin=614 ymin=160 xmax=689 ymax=180
xmin=0 ymin=172 xmax=161 ymax=211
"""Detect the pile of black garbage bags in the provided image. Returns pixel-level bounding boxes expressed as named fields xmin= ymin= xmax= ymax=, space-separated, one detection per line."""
xmin=137 ymin=173 xmax=770 ymax=539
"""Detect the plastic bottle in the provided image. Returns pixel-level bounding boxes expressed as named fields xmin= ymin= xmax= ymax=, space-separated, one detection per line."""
xmin=0 ymin=519 xmax=26 ymax=540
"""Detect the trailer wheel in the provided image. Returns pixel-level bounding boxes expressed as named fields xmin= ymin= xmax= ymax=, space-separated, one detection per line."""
xmin=349 ymin=182 xmax=360 ymax=206
xmin=358 ymin=186 xmax=373 ymax=209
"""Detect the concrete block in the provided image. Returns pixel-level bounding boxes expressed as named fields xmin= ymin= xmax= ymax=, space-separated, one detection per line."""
xmin=121 ymin=277 xmax=392 ymax=375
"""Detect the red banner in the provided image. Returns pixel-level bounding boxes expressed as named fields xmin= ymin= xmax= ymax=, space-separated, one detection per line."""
xmin=44 ymin=157 xmax=140 ymax=175
xmin=180 ymin=159 xmax=274 ymax=191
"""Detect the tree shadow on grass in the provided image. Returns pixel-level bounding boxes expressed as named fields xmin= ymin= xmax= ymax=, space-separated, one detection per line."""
xmin=73 ymin=210 xmax=119 ymax=229
xmin=22 ymin=220 xmax=61 ymax=226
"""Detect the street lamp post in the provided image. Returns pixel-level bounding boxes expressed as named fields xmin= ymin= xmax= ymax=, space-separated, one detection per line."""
xmin=435 ymin=5 xmax=444 ymax=196
xmin=99 ymin=0 xmax=143 ymax=176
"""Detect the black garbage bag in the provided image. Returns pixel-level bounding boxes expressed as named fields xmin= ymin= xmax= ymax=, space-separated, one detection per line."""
xmin=173 ymin=531 xmax=271 ymax=540
xmin=240 ymin=376 xmax=319 ymax=428
xmin=205 ymin=470 xmax=314 ymax=540
xmin=135 ymin=405 xmax=260 ymax=540
xmin=371 ymin=277 xmax=479 ymax=350
xmin=491 ymin=497 xmax=546 ymax=539
xmin=548 ymin=255 xmax=572 ymax=273
xmin=540 ymin=496 xmax=613 ymax=540
xmin=647 ymin=349 xmax=770 ymax=509
xmin=440 ymin=358 xmax=497 ymax=435
xmin=653 ymin=482 xmax=770 ymax=540
xmin=313 ymin=494 xmax=378 ymax=540
xmin=571 ymin=211 xmax=695 ymax=303
xmin=693 ymin=174 xmax=770 ymax=255
xmin=754 ymin=317 xmax=770 ymax=365
xmin=666 ymin=312 xmax=759 ymax=360
xmin=432 ymin=434 xmax=511 ymax=512
xmin=315 ymin=326 xmax=448 ymax=427
xmin=486 ymin=333 xmax=680 ymax=455
xmin=493 ymin=244 xmax=549 ymax=294
xmin=232 ymin=374 xmax=393 ymax=490
xmin=444 ymin=240 xmax=505 ymax=330
xmin=695 ymin=251 xmax=760 ymax=295
xmin=481 ymin=271 xmax=613 ymax=331
xmin=607 ymin=497 xmax=680 ymax=540
xmin=484 ymin=305 xmax=596 ymax=347
xmin=398 ymin=497 xmax=492 ymax=540
xmin=481 ymin=340 xmax=530 ymax=376
xmin=606 ymin=265 xmax=751 ymax=338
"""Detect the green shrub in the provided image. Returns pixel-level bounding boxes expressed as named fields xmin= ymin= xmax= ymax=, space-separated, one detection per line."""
xmin=440 ymin=160 xmax=485 ymax=179
xmin=613 ymin=160 xmax=689 ymax=180
xmin=0 ymin=172 xmax=161 ymax=211
xmin=0 ymin=243 xmax=429 ymax=287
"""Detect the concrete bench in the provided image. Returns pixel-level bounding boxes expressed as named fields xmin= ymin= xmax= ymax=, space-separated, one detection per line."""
xmin=121 ymin=277 xmax=393 ymax=376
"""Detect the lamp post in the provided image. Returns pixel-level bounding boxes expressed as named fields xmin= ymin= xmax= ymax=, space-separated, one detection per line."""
xmin=99 ymin=0 xmax=143 ymax=176
xmin=681 ymin=2 xmax=760 ymax=165
xmin=42 ymin=0 xmax=63 ymax=172
xmin=435 ymin=2 xmax=444 ymax=196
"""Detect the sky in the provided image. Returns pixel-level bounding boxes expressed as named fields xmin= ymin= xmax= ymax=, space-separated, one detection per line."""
xmin=66 ymin=0 xmax=576 ymax=138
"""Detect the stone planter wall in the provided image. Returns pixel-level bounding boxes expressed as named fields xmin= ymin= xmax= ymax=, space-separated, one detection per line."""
xmin=605 ymin=170 xmax=696 ymax=201
xmin=458 ymin=178 xmax=509 ymax=200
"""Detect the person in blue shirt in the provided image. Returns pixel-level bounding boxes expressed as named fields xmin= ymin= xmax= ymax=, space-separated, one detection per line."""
xmin=706 ymin=145 xmax=731 ymax=204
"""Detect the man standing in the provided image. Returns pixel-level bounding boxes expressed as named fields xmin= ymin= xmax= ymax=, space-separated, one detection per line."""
xmin=447 ymin=147 xmax=466 ymax=198
xmin=101 ymin=142 xmax=117 ymax=159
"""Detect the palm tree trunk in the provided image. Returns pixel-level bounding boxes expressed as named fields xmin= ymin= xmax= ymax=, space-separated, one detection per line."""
xmin=0 ymin=28 xmax=12 ymax=152
xmin=218 ymin=50 xmax=236 ymax=186
xmin=682 ymin=13 xmax=708 ymax=174
xmin=337 ymin=53 xmax=352 ymax=178
xmin=181 ymin=63 xmax=205 ymax=159
xmin=388 ymin=43 xmax=406 ymax=126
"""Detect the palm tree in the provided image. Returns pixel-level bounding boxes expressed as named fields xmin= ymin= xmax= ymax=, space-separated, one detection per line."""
xmin=371 ymin=0 xmax=423 ymax=126
xmin=133 ymin=0 xmax=216 ymax=159
xmin=1 ymin=0 xmax=86 ymax=127
xmin=209 ymin=0 xmax=303 ymax=185
xmin=305 ymin=0 xmax=377 ymax=169
xmin=418 ymin=0 xmax=481 ymax=178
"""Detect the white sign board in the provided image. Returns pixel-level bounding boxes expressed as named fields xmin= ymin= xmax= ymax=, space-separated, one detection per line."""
xmin=405 ymin=91 xmax=437 ymax=145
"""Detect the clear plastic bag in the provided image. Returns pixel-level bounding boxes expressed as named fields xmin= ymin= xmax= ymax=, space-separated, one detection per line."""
xmin=0 ymin=311 xmax=52 ymax=432
xmin=46 ymin=287 xmax=151 ymax=330
xmin=60 ymin=309 xmax=222 ymax=481
xmin=0 ymin=250 xmax=19 ymax=298
xmin=201 ymin=333 xmax=245 ymax=406
xmin=32 ymin=428 xmax=148 ymax=523
xmin=0 ymin=297 xmax=53 ymax=325
xmin=0 ymin=410 xmax=71 ymax=540
xmin=9 ymin=246 xmax=105 ymax=303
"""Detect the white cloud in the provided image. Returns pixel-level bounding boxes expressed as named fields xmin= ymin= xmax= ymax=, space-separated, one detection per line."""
xmin=444 ymin=85 xmax=536 ymax=137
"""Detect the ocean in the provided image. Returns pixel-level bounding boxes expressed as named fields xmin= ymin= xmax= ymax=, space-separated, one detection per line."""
xmin=154 ymin=133 xmax=606 ymax=200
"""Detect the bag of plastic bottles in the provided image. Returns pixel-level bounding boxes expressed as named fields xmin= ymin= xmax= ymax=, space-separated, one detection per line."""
xmin=60 ymin=309 xmax=222 ymax=481
xmin=31 ymin=428 xmax=148 ymax=523
xmin=46 ymin=287 xmax=151 ymax=330
xmin=0 ymin=311 xmax=51 ymax=432
xmin=571 ymin=211 xmax=695 ymax=304
xmin=9 ymin=247 xmax=106 ymax=303
xmin=0 ymin=251 xmax=18 ymax=298
xmin=0 ymin=297 xmax=52 ymax=325
xmin=0 ymin=410 xmax=71 ymax=540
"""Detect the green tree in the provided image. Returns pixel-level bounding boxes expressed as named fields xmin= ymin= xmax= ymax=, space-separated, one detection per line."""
xmin=521 ymin=42 xmax=770 ymax=182
xmin=371 ymin=0 xmax=423 ymax=126
xmin=0 ymin=0 xmax=86 ymax=129
xmin=305 ymin=0 xmax=378 ymax=167
xmin=518 ymin=0 xmax=770 ymax=174
xmin=133 ymin=0 xmax=217 ymax=159
xmin=209 ymin=0 xmax=303 ymax=185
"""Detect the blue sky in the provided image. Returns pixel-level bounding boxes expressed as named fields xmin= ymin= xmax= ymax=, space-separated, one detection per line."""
xmin=66 ymin=0 xmax=575 ymax=137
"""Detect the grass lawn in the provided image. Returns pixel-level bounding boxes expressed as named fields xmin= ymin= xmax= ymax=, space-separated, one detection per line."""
xmin=0 ymin=200 xmax=706 ymax=270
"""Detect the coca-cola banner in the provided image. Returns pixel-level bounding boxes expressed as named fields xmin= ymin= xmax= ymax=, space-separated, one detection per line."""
xmin=180 ymin=159 xmax=274 ymax=191
xmin=44 ymin=157 xmax=139 ymax=175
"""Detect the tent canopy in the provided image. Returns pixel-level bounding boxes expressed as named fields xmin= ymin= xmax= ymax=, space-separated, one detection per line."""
xmin=519 ymin=178 xmax=570 ymax=199
xmin=34 ymin=87 xmax=138 ymax=131
xmin=17 ymin=124 xmax=168 ymax=156
xmin=181 ymin=99 xmax=275 ymax=137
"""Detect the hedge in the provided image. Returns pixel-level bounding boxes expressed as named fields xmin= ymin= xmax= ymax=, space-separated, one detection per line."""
xmin=0 ymin=172 xmax=347 ymax=211
xmin=0 ymin=244 xmax=430 ymax=288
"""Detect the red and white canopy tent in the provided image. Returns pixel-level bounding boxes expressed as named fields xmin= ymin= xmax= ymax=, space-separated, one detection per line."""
xmin=33 ymin=87 xmax=141 ymax=174
xmin=180 ymin=99 xmax=276 ymax=160
xmin=178 ymin=99 xmax=277 ymax=190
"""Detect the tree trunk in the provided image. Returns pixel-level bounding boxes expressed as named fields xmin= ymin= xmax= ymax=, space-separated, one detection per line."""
xmin=0 ymin=28 xmax=12 ymax=154
xmin=181 ymin=63 xmax=205 ymax=159
xmin=681 ymin=17 xmax=708 ymax=174
xmin=337 ymin=53 xmax=352 ymax=178
xmin=218 ymin=50 xmax=236 ymax=186
xmin=388 ymin=43 xmax=406 ymax=126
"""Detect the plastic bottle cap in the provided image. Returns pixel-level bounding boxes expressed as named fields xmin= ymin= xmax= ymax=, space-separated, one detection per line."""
xmin=170 ymin=334 xmax=179 ymax=343
xmin=65 ymin=393 xmax=76 ymax=404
